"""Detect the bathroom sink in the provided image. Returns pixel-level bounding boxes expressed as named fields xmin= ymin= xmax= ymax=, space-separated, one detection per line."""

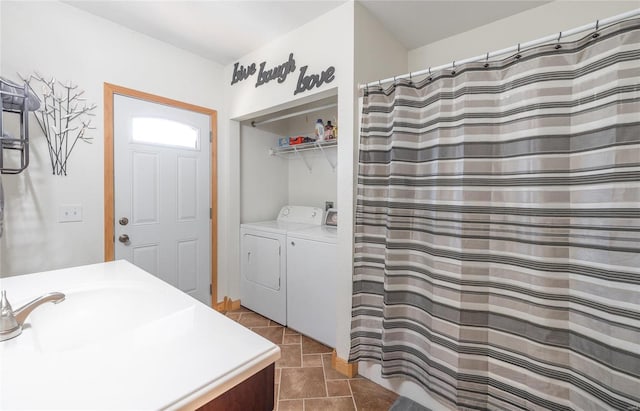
xmin=27 ymin=284 xmax=194 ymax=352
xmin=1 ymin=260 xmax=280 ymax=410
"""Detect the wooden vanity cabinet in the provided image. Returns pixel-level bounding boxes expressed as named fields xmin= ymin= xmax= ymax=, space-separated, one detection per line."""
xmin=196 ymin=363 xmax=275 ymax=411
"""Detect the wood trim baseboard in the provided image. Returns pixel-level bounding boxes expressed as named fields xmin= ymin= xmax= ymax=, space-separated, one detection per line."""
xmin=214 ymin=297 xmax=229 ymax=312
xmin=331 ymin=350 xmax=358 ymax=378
xmin=215 ymin=297 xmax=242 ymax=312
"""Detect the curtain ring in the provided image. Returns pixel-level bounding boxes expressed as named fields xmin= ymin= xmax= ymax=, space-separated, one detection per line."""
xmin=409 ymin=71 xmax=412 ymax=81
xmin=451 ymin=60 xmax=456 ymax=75
xmin=378 ymin=80 xmax=382 ymax=88
xmin=484 ymin=52 xmax=490 ymax=68
xmin=428 ymin=67 xmax=432 ymax=81
xmin=515 ymin=43 xmax=521 ymax=59
xmin=555 ymin=31 xmax=562 ymax=49
xmin=592 ymin=20 xmax=600 ymax=38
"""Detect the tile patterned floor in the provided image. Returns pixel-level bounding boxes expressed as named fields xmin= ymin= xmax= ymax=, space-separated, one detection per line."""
xmin=226 ymin=306 xmax=398 ymax=411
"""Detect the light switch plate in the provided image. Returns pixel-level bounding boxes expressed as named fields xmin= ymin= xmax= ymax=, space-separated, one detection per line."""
xmin=59 ymin=205 xmax=83 ymax=223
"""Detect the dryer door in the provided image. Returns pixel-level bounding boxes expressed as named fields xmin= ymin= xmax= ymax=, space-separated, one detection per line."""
xmin=240 ymin=229 xmax=287 ymax=325
xmin=242 ymin=233 xmax=282 ymax=290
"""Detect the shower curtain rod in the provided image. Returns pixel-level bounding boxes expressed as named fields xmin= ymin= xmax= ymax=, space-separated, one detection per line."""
xmin=360 ymin=8 xmax=640 ymax=89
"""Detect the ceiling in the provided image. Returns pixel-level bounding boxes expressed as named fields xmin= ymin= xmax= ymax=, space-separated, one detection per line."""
xmin=360 ymin=1 xmax=549 ymax=49
xmin=64 ymin=0 xmax=549 ymax=65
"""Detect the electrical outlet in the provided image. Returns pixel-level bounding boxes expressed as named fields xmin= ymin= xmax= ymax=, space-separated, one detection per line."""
xmin=59 ymin=205 xmax=83 ymax=223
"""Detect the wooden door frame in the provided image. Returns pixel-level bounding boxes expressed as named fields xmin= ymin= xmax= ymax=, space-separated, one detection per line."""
xmin=103 ymin=83 xmax=218 ymax=308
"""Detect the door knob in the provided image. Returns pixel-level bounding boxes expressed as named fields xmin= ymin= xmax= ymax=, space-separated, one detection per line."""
xmin=119 ymin=217 xmax=129 ymax=226
xmin=118 ymin=234 xmax=130 ymax=244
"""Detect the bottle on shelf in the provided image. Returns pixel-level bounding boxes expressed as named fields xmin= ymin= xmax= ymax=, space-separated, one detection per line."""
xmin=315 ymin=119 xmax=325 ymax=142
xmin=324 ymin=121 xmax=335 ymax=140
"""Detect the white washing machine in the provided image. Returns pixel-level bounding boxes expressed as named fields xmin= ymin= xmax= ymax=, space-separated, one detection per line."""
xmin=286 ymin=225 xmax=338 ymax=347
xmin=240 ymin=206 xmax=323 ymax=325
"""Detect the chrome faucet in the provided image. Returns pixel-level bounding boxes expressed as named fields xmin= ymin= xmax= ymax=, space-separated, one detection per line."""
xmin=0 ymin=290 xmax=65 ymax=342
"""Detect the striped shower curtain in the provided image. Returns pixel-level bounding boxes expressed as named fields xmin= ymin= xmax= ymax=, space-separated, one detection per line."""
xmin=350 ymin=18 xmax=640 ymax=411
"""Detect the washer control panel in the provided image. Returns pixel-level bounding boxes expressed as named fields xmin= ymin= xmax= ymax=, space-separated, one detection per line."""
xmin=277 ymin=206 xmax=323 ymax=225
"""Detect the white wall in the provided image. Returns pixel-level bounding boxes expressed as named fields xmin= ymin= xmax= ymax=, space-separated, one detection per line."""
xmin=220 ymin=2 xmax=356 ymax=313
xmin=240 ymin=123 xmax=288 ymax=223
xmin=0 ymin=1 xmax=224 ymax=277
xmin=287 ymin=149 xmax=337 ymax=210
xmin=225 ymin=1 xmax=408 ymax=369
xmin=408 ymin=1 xmax=640 ymax=71
xmin=354 ymin=2 xmax=409 ymax=85
xmin=285 ymin=106 xmax=338 ymax=210
xmin=226 ymin=0 xmax=409 ymax=378
xmin=240 ymin=103 xmax=338 ymax=224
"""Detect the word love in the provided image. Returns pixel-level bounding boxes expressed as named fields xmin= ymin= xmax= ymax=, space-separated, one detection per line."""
xmin=294 ymin=65 xmax=335 ymax=95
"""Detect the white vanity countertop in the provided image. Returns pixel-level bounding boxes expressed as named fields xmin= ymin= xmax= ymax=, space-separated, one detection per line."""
xmin=0 ymin=260 xmax=280 ymax=410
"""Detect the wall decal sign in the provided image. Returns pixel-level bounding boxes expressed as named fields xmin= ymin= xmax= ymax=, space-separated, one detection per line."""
xmin=294 ymin=65 xmax=335 ymax=95
xmin=255 ymin=53 xmax=297 ymax=86
xmin=230 ymin=53 xmax=335 ymax=95
xmin=230 ymin=62 xmax=256 ymax=84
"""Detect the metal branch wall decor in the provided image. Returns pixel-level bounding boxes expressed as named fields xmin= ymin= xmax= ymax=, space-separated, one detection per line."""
xmin=19 ymin=72 xmax=96 ymax=176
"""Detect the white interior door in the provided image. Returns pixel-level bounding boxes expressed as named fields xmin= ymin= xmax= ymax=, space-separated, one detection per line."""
xmin=114 ymin=94 xmax=211 ymax=305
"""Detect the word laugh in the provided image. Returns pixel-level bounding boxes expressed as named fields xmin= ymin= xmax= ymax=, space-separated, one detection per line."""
xmin=230 ymin=53 xmax=336 ymax=95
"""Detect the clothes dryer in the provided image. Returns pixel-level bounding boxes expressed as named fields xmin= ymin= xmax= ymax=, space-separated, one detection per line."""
xmin=240 ymin=206 xmax=322 ymax=325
